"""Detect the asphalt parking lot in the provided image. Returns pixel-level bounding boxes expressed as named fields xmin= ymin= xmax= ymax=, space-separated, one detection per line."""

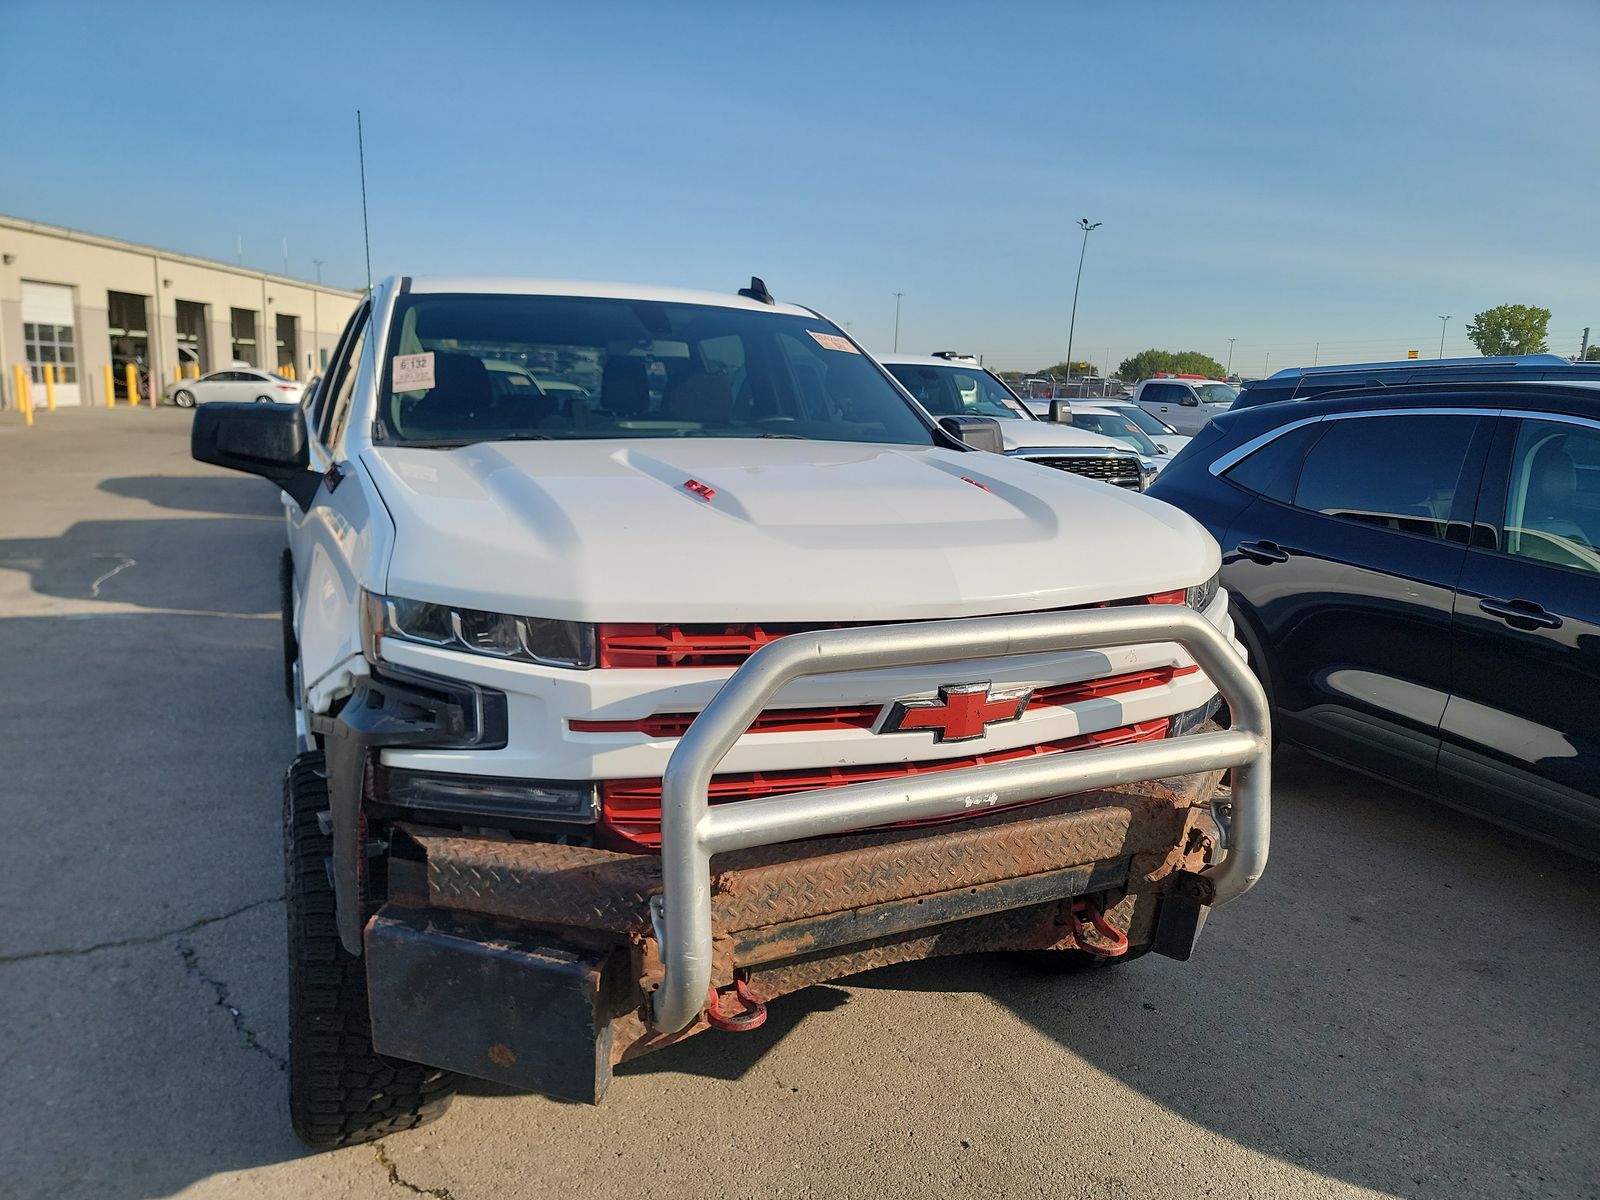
xmin=2 ymin=406 xmax=1597 ymax=1200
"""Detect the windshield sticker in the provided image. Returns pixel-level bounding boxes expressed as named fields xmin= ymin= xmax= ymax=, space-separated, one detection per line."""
xmin=392 ymin=351 xmax=436 ymax=392
xmin=807 ymin=331 xmax=859 ymax=354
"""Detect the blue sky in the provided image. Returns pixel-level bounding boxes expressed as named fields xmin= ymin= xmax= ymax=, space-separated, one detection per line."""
xmin=3 ymin=0 xmax=1595 ymax=375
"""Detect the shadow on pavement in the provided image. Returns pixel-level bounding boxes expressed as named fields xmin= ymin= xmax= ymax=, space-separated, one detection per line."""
xmin=100 ymin=473 xmax=283 ymax=519
xmin=843 ymin=749 xmax=1600 ymax=1199
xmin=0 ymin=515 xmax=278 ymax=612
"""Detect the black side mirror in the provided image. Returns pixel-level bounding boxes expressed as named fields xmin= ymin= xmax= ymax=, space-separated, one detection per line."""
xmin=191 ymin=401 xmax=320 ymax=510
xmin=938 ymin=415 xmax=1004 ymax=454
xmin=1048 ymin=398 xmax=1073 ymax=424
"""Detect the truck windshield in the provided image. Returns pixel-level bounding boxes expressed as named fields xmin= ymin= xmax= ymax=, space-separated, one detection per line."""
xmin=881 ymin=363 xmax=1034 ymax=421
xmin=1112 ymin=405 xmax=1178 ymax=437
xmin=1197 ymin=383 xmax=1238 ymax=406
xmin=375 ymin=293 xmax=937 ymax=447
xmin=1072 ymin=412 xmax=1162 ymax=456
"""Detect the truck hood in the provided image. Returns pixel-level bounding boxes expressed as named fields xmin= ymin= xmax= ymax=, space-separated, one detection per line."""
xmin=990 ymin=419 xmax=1131 ymax=453
xmin=363 ymin=439 xmax=1217 ymax=623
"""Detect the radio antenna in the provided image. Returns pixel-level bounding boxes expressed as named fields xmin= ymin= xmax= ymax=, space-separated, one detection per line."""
xmin=357 ymin=110 xmax=373 ymax=293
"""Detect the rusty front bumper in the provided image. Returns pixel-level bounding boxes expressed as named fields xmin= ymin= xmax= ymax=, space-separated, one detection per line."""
xmin=366 ymin=763 xmax=1226 ymax=1100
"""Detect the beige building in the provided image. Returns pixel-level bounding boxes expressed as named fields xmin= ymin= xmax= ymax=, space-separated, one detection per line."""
xmin=0 ymin=214 xmax=363 ymax=408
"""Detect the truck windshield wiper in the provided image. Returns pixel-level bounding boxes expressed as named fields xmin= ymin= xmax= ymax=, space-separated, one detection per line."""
xmin=401 ymin=432 xmax=554 ymax=448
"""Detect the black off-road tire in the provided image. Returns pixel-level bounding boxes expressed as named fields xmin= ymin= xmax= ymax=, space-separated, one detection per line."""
xmin=284 ymin=752 xmax=457 ymax=1149
xmin=278 ymin=551 xmax=297 ymax=704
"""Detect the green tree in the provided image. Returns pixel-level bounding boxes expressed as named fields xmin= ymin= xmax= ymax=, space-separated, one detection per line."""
xmin=1116 ymin=349 xmax=1227 ymax=382
xmin=1465 ymin=304 xmax=1551 ymax=355
xmin=1582 ymin=344 xmax=1600 ymax=361
xmin=1038 ymin=360 xmax=1099 ymax=377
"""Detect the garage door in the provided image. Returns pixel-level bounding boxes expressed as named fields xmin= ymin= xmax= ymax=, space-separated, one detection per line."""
xmin=22 ymin=282 xmax=81 ymax=406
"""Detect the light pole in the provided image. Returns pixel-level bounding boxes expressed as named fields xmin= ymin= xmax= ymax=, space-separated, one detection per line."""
xmin=892 ymin=292 xmax=904 ymax=352
xmin=1438 ymin=315 xmax=1450 ymax=358
xmin=1064 ymin=218 xmax=1101 ymax=385
xmin=1227 ymin=338 xmax=1236 ymax=377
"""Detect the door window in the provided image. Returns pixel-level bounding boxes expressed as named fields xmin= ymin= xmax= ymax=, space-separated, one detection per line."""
xmin=323 ymin=316 xmax=370 ymax=451
xmin=1292 ymin=414 xmax=1480 ymax=540
xmin=1500 ymin=420 xmax=1600 ymax=575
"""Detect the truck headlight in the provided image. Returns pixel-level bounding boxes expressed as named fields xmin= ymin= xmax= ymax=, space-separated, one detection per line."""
xmin=362 ymin=591 xmax=596 ymax=668
xmin=1185 ymin=572 xmax=1220 ymax=611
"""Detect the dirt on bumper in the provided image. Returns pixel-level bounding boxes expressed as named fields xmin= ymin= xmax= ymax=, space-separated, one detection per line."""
xmin=381 ymin=761 xmax=1227 ymax=1066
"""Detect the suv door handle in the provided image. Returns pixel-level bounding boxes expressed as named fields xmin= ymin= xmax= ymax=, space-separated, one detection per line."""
xmin=1478 ymin=597 xmax=1563 ymax=630
xmin=1237 ymin=539 xmax=1289 ymax=565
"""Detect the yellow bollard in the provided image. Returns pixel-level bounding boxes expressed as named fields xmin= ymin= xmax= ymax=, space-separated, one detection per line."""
xmin=174 ymin=365 xmax=182 ymax=383
xmin=44 ymin=363 xmax=56 ymax=412
xmin=124 ymin=363 xmax=138 ymax=410
xmin=16 ymin=364 xmax=33 ymax=427
xmin=104 ymin=363 xmax=115 ymax=408
xmin=189 ymin=361 xmax=199 ymax=379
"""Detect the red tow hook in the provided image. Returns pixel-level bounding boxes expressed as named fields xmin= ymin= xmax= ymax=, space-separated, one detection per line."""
xmin=706 ymin=978 xmax=767 ymax=1032
xmin=1069 ymin=897 xmax=1130 ymax=958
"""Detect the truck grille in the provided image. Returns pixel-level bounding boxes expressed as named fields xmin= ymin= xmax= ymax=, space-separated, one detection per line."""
xmin=596 ymin=593 xmax=1183 ymax=669
xmin=1024 ymin=455 xmax=1143 ymax=489
xmin=571 ymin=664 xmax=1198 ymax=737
xmin=597 ymin=716 xmax=1170 ymax=850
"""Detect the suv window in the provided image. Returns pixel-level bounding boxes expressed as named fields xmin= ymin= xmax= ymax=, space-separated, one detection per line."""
xmin=1222 ymin=422 xmax=1328 ymax=502
xmin=375 ymin=294 xmax=935 ymax=447
xmin=1501 ymin=419 xmax=1600 ymax=574
xmin=1292 ymin=414 xmax=1479 ymax=539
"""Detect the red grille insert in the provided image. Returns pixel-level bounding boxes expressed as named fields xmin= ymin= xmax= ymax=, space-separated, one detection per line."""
xmin=571 ymin=664 xmax=1199 ymax=738
xmin=597 ymin=716 xmax=1171 ymax=850
xmin=597 ymin=593 xmax=1192 ymax=670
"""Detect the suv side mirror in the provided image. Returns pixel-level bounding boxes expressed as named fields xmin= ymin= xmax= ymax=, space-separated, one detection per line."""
xmin=192 ymin=401 xmax=321 ymax=510
xmin=938 ymin=415 xmax=1004 ymax=454
xmin=1048 ymin=399 xmax=1073 ymax=424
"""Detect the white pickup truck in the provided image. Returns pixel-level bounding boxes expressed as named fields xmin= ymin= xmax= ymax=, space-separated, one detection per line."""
xmin=1130 ymin=376 xmax=1239 ymax=435
xmin=192 ymin=275 xmax=1270 ymax=1149
xmin=876 ymin=353 xmax=1157 ymax=491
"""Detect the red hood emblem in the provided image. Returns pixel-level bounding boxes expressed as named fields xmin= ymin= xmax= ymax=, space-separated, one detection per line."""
xmin=879 ymin=681 xmax=1033 ymax=743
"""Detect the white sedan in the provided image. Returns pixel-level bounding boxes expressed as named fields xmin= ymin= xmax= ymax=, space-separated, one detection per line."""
xmin=168 ymin=368 xmax=305 ymax=408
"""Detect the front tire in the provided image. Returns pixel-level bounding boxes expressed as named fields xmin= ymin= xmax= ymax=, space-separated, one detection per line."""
xmin=255 ymin=394 xmax=273 ymax=403
xmin=284 ymin=753 xmax=457 ymax=1149
xmin=173 ymin=389 xmax=195 ymax=408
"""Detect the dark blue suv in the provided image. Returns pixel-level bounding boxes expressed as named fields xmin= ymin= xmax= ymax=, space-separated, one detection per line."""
xmin=1149 ymin=382 xmax=1600 ymax=856
xmin=1233 ymin=354 xmax=1600 ymax=411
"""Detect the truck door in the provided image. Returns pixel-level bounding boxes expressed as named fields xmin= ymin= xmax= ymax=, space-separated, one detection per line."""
xmin=285 ymin=303 xmax=383 ymax=711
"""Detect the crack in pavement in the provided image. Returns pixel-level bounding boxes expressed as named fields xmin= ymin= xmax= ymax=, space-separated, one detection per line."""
xmin=174 ymin=937 xmax=288 ymax=1072
xmin=374 ymin=1142 xmax=459 ymax=1199
xmin=0 ymin=896 xmax=283 ymax=965
xmin=88 ymin=553 xmax=137 ymax=596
